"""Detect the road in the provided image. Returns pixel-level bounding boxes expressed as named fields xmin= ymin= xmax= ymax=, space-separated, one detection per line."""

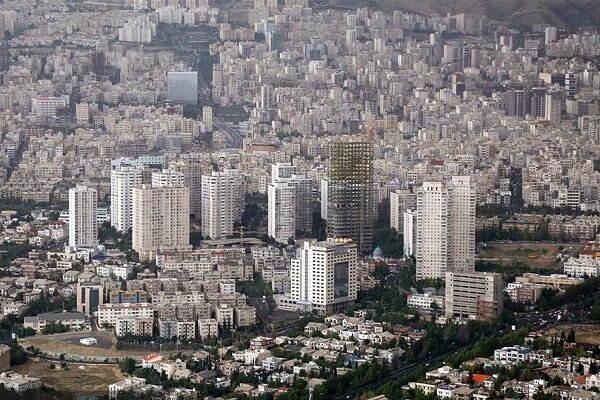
xmin=331 ymin=310 xmax=568 ymax=400
xmin=214 ymin=118 xmax=243 ymax=148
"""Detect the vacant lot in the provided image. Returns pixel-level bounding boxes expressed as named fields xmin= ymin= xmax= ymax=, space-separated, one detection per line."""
xmin=544 ymin=324 xmax=600 ymax=345
xmin=477 ymin=242 xmax=582 ymax=270
xmin=14 ymin=361 xmax=124 ymax=395
xmin=20 ymin=331 xmax=150 ymax=358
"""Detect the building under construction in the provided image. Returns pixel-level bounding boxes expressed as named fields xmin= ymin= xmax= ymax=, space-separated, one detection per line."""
xmin=327 ymin=139 xmax=374 ymax=254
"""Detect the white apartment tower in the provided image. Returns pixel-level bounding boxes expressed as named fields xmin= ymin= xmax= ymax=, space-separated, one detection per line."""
xmin=201 ymin=172 xmax=236 ymax=239
xmin=151 ymin=170 xmax=185 ymax=187
xmin=403 ymin=209 xmax=416 ymax=257
xmin=290 ymin=239 xmax=358 ymax=315
xmin=416 ymin=176 xmax=476 ymax=280
xmin=447 ymin=176 xmax=476 ymax=273
xmin=267 ymin=163 xmax=313 ymax=243
xmin=390 ymin=189 xmax=417 ymax=234
xmin=111 ymin=167 xmax=142 ymax=232
xmin=223 ymin=168 xmax=246 ymax=223
xmin=69 ymin=185 xmax=97 ymax=248
xmin=268 ymin=181 xmax=296 ymax=243
xmin=202 ymin=106 xmax=213 ymax=131
xmin=132 ymin=184 xmax=190 ymax=261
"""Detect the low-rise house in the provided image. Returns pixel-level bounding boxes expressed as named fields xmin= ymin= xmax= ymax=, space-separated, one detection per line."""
xmin=23 ymin=312 xmax=88 ymax=333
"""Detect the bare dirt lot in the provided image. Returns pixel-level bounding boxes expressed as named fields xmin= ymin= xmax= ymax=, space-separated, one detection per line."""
xmin=477 ymin=242 xmax=583 ymax=270
xmin=20 ymin=330 xmax=153 ymax=358
xmin=544 ymin=324 xmax=600 ymax=345
xmin=14 ymin=360 xmax=124 ymax=395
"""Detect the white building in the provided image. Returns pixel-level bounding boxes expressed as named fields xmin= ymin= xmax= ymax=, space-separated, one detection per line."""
xmin=111 ymin=167 xmax=142 ymax=232
xmin=201 ymin=172 xmax=237 ymax=239
xmin=403 ymin=209 xmax=416 ymax=257
xmin=407 ymin=293 xmax=445 ymax=311
xmin=563 ymin=256 xmax=600 ymax=278
xmin=97 ymin=303 xmax=155 ymax=327
xmin=390 ymin=190 xmax=417 ymax=234
xmin=290 ymin=239 xmax=358 ymax=315
xmin=32 ymin=96 xmax=67 ymax=117
xmin=69 ymin=185 xmax=97 ymax=248
xmin=267 ymin=163 xmax=312 ymax=243
xmin=151 ymin=170 xmax=185 ymax=188
xmin=416 ymin=176 xmax=475 ymax=280
xmin=268 ymin=181 xmax=296 ymax=243
xmin=445 ymin=271 xmax=504 ymax=321
xmin=132 ymin=184 xmax=190 ymax=261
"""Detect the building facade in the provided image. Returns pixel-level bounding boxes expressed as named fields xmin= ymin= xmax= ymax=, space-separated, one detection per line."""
xmin=290 ymin=239 xmax=358 ymax=315
xmin=327 ymin=140 xmax=374 ymax=253
xmin=68 ymin=185 xmax=97 ymax=248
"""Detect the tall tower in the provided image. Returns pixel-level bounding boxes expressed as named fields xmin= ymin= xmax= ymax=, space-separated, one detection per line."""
xmin=169 ymin=155 xmax=205 ymax=217
xmin=111 ymin=167 xmax=142 ymax=232
xmin=69 ymin=185 xmax=97 ymax=248
xmin=201 ymin=172 xmax=236 ymax=239
xmin=267 ymin=181 xmax=296 ymax=243
xmin=447 ymin=176 xmax=476 ymax=273
xmin=132 ymin=184 xmax=190 ymax=261
xmin=416 ymin=176 xmax=476 ymax=280
xmin=327 ymin=140 xmax=374 ymax=253
xmin=416 ymin=181 xmax=448 ymax=280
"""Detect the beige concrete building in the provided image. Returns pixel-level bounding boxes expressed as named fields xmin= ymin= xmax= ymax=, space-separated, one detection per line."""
xmin=445 ymin=271 xmax=504 ymax=321
xmin=132 ymin=184 xmax=190 ymax=260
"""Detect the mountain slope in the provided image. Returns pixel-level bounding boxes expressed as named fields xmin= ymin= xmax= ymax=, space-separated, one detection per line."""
xmin=327 ymin=0 xmax=600 ymax=30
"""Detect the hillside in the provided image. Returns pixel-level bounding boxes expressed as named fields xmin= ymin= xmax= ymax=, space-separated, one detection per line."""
xmin=325 ymin=0 xmax=600 ymax=30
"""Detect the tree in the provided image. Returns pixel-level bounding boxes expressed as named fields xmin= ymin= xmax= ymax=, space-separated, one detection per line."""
xmin=567 ymin=328 xmax=576 ymax=343
xmin=120 ymin=357 xmax=136 ymax=374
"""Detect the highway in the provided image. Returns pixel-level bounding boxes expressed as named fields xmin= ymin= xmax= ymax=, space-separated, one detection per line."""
xmin=214 ymin=118 xmax=243 ymax=148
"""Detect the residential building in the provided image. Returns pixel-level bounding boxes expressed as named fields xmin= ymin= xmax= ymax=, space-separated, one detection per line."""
xmin=445 ymin=271 xmax=504 ymax=321
xmin=110 ymin=167 xmax=142 ymax=232
xmin=132 ymin=184 xmax=190 ymax=261
xmin=69 ymin=185 xmax=97 ymax=248
xmin=416 ymin=176 xmax=475 ymax=280
xmin=290 ymin=239 xmax=358 ymax=315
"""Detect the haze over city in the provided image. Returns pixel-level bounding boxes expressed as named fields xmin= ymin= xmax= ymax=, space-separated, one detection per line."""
xmin=0 ymin=1 xmax=598 ymax=400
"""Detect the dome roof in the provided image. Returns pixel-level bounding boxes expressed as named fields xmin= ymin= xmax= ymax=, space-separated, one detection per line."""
xmin=373 ymin=247 xmax=384 ymax=258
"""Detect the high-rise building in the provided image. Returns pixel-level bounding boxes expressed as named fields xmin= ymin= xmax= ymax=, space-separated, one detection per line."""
xmin=151 ymin=169 xmax=185 ymax=188
xmin=416 ymin=176 xmax=476 ymax=280
xmin=268 ymin=163 xmax=312 ymax=243
xmin=111 ymin=167 xmax=143 ymax=232
xmin=132 ymin=184 xmax=190 ymax=261
xmin=447 ymin=176 xmax=476 ymax=273
xmin=202 ymin=106 xmax=213 ymax=132
xmin=403 ymin=209 xmax=416 ymax=258
xmin=0 ymin=40 xmax=9 ymax=73
xmin=504 ymin=84 xmax=529 ymax=118
xmin=290 ymin=239 xmax=358 ymax=315
xmin=167 ymin=71 xmax=198 ymax=105
xmin=545 ymin=88 xmax=563 ymax=124
xmin=327 ymin=140 xmax=374 ymax=253
xmin=445 ymin=271 xmax=504 ymax=321
xmin=77 ymin=281 xmax=104 ymax=315
xmin=529 ymin=87 xmax=546 ymax=119
xmin=169 ymin=156 xmax=205 ymax=217
xmin=222 ymin=169 xmax=246 ymax=223
xmin=69 ymin=185 xmax=97 ymax=248
xmin=268 ymin=181 xmax=295 ymax=243
xmin=544 ymin=26 xmax=558 ymax=45
xmin=390 ymin=189 xmax=417 ymax=234
xmin=201 ymin=172 xmax=236 ymax=239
